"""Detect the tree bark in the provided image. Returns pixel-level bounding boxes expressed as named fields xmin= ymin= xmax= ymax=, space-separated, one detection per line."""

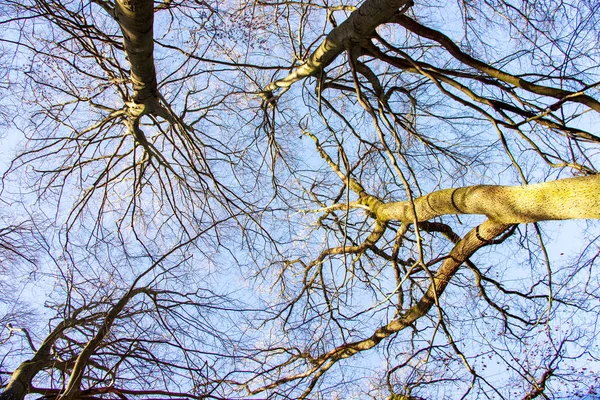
xmin=0 ymin=321 xmax=70 ymax=400
xmin=262 ymin=0 xmax=412 ymax=95
xmin=0 ymin=360 xmax=48 ymax=400
xmin=360 ymin=174 xmax=600 ymax=224
xmin=114 ymin=0 xmax=158 ymax=109
xmin=256 ymin=219 xmax=512 ymax=398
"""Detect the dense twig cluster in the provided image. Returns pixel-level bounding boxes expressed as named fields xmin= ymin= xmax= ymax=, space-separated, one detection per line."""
xmin=0 ymin=0 xmax=599 ymax=398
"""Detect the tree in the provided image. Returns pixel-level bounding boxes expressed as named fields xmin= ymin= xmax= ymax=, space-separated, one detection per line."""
xmin=0 ymin=0 xmax=599 ymax=398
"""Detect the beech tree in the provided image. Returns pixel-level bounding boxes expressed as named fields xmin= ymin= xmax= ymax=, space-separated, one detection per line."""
xmin=0 ymin=0 xmax=599 ymax=398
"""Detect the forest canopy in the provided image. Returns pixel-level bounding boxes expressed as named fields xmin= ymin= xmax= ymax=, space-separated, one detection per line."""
xmin=0 ymin=0 xmax=599 ymax=398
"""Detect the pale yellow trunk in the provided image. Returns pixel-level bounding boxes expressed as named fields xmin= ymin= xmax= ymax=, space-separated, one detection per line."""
xmin=362 ymin=175 xmax=600 ymax=224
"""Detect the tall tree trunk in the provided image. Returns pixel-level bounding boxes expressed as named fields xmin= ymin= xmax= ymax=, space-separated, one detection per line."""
xmin=360 ymin=174 xmax=600 ymax=224
xmin=114 ymin=0 xmax=159 ymax=111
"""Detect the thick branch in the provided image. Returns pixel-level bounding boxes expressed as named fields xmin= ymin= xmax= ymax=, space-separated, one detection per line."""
xmin=0 ymin=320 xmax=72 ymax=400
xmin=393 ymin=15 xmax=600 ymax=113
xmin=296 ymin=220 xmax=511 ymax=393
xmin=364 ymin=43 xmax=600 ymax=142
xmin=59 ymin=288 xmax=147 ymax=400
xmin=360 ymin=175 xmax=600 ymax=224
xmin=262 ymin=0 xmax=412 ymax=95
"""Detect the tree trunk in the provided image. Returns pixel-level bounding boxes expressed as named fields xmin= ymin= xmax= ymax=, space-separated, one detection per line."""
xmin=360 ymin=174 xmax=600 ymax=224
xmin=0 ymin=360 xmax=47 ymax=400
xmin=114 ymin=0 xmax=158 ymax=109
xmin=0 ymin=321 xmax=69 ymax=400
